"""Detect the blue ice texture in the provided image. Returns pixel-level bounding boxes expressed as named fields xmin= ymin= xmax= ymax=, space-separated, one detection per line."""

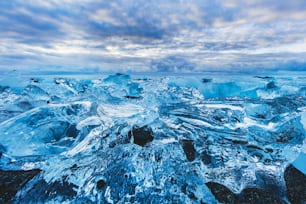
xmin=0 ymin=73 xmax=305 ymax=203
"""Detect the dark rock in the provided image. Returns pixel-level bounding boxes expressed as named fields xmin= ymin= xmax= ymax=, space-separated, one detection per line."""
xmin=54 ymin=78 xmax=65 ymax=84
xmin=266 ymin=81 xmax=277 ymax=89
xmin=255 ymin=170 xmax=285 ymax=198
xmin=18 ymin=178 xmax=78 ymax=202
xmin=31 ymin=78 xmax=39 ymax=83
xmin=181 ymin=140 xmax=196 ymax=162
xmin=254 ymin=76 xmax=273 ymax=79
xmin=181 ymin=183 xmax=187 ymax=194
xmin=231 ymin=140 xmax=248 ymax=145
xmin=71 ymin=164 xmax=79 ymax=170
xmin=125 ymin=95 xmax=142 ymax=99
xmin=49 ymin=122 xmax=78 ymax=142
xmin=188 ymin=191 xmax=197 ymax=200
xmin=65 ymin=124 xmax=79 ymax=138
xmin=97 ymin=179 xmax=106 ymax=190
xmin=206 ymin=182 xmax=238 ymax=204
xmin=265 ymin=147 xmax=273 ymax=153
xmin=201 ymin=151 xmax=211 ymax=165
xmin=240 ymin=187 xmax=286 ymax=204
xmin=202 ymin=78 xmax=212 ymax=83
xmin=129 ymin=126 xmax=153 ymax=147
xmin=0 ymin=169 xmax=41 ymax=203
xmin=246 ymin=144 xmax=263 ymax=151
xmin=181 ymin=183 xmax=198 ymax=201
xmin=285 ymin=165 xmax=306 ymax=204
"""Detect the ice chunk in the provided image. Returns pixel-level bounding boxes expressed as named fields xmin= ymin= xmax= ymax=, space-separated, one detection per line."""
xmin=0 ymin=102 xmax=92 ymax=156
xmin=97 ymin=103 xmax=144 ymax=118
xmin=292 ymin=153 xmax=306 ymax=174
xmin=22 ymin=85 xmax=50 ymax=101
xmin=126 ymin=82 xmax=143 ymax=98
xmin=103 ymin=73 xmax=130 ymax=85
xmin=77 ymin=116 xmax=102 ymax=129
xmin=200 ymin=82 xmax=241 ymax=99
xmin=0 ymin=73 xmax=305 ymax=203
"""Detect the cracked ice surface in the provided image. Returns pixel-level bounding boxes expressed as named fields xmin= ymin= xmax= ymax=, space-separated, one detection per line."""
xmin=0 ymin=73 xmax=305 ymax=203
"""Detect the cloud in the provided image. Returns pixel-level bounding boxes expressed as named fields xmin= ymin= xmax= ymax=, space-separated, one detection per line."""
xmin=151 ymin=56 xmax=196 ymax=72
xmin=0 ymin=0 xmax=306 ymax=72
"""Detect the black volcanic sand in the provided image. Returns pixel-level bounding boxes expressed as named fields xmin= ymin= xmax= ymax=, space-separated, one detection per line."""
xmin=206 ymin=164 xmax=306 ymax=204
xmin=0 ymin=169 xmax=41 ymax=203
xmin=0 ymin=161 xmax=306 ymax=204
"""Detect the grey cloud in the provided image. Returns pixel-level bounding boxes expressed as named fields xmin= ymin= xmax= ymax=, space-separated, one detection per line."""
xmin=151 ymin=56 xmax=196 ymax=72
xmin=0 ymin=0 xmax=306 ymax=72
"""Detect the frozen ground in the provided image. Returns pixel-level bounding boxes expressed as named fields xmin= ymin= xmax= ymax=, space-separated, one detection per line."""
xmin=0 ymin=72 xmax=305 ymax=203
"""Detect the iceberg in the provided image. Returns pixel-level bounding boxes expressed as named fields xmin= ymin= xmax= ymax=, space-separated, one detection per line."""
xmin=0 ymin=73 xmax=305 ymax=203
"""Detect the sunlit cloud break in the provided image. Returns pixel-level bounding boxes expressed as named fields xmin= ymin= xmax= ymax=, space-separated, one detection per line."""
xmin=0 ymin=0 xmax=306 ymax=72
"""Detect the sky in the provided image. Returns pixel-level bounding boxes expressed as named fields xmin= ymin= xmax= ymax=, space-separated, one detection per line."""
xmin=0 ymin=0 xmax=306 ymax=73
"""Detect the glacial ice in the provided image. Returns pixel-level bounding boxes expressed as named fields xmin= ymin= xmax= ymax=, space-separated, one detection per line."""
xmin=0 ymin=73 xmax=305 ymax=203
xmin=293 ymin=152 xmax=306 ymax=174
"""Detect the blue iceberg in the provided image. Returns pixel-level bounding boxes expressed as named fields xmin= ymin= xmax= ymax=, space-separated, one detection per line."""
xmin=0 ymin=73 xmax=305 ymax=203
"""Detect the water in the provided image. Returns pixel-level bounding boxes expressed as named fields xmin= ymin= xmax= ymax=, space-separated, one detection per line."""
xmin=0 ymin=73 xmax=305 ymax=203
